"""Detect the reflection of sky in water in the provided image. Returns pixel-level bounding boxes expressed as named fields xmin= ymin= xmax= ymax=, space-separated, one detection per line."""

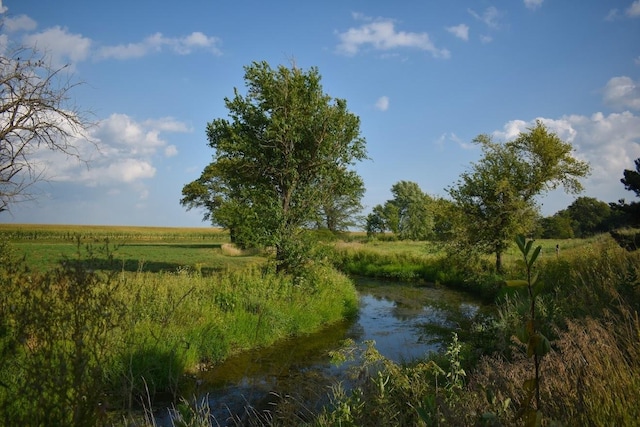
xmin=155 ymin=284 xmax=486 ymax=425
xmin=354 ymin=294 xmax=445 ymax=362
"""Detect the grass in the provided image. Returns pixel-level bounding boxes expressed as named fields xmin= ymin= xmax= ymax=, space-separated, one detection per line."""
xmin=0 ymin=224 xmax=262 ymax=274
xmin=0 ymin=224 xmax=359 ymax=425
xmin=317 ymin=235 xmax=640 ymax=427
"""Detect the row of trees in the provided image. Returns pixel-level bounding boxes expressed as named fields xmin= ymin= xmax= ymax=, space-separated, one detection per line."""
xmin=182 ymin=62 xmax=640 ymax=274
xmin=3 ymin=45 xmax=638 ymax=275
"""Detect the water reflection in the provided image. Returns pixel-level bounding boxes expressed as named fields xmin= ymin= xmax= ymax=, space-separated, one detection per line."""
xmin=163 ymin=279 xmax=486 ymax=424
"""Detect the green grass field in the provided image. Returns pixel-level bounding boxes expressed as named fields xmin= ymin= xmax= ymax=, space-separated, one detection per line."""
xmin=0 ymin=223 xmax=265 ymax=274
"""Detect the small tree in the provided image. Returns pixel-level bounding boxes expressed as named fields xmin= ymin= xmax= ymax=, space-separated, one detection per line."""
xmin=1 ymin=46 xmax=92 ymax=212
xmin=181 ymin=61 xmax=367 ymax=271
xmin=365 ymin=181 xmax=435 ymax=240
xmin=447 ymin=121 xmax=590 ymax=272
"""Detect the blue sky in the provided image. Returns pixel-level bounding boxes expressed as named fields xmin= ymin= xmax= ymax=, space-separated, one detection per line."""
xmin=1 ymin=0 xmax=639 ymax=227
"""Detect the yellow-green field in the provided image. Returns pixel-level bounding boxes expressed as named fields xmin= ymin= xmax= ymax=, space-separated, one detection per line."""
xmin=0 ymin=223 xmax=267 ymax=274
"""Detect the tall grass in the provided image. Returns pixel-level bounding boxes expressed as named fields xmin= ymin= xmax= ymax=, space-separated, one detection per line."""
xmin=317 ymin=236 xmax=640 ymax=426
xmin=0 ymin=238 xmax=358 ymax=425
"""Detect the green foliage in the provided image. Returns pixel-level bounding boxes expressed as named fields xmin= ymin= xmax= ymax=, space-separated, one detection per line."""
xmin=365 ymin=181 xmax=439 ymax=241
xmin=0 ymin=236 xmax=359 ymax=423
xmin=0 ymin=240 xmax=125 ymax=426
xmin=447 ymin=121 xmax=590 ymax=272
xmin=319 ymin=333 xmax=469 ymax=427
xmin=507 ymin=235 xmax=549 ymax=425
xmin=611 ymin=157 xmax=640 ymax=227
xmin=181 ymin=61 xmax=367 ymax=271
xmin=537 ymin=211 xmax=574 ymax=239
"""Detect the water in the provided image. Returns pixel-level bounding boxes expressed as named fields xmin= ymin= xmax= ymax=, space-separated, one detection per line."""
xmin=159 ymin=279 xmax=486 ymax=425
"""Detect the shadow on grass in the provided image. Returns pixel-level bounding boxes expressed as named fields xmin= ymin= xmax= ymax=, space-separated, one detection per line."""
xmin=63 ymin=257 xmax=223 ymax=275
xmin=121 ymin=243 xmax=224 ymax=250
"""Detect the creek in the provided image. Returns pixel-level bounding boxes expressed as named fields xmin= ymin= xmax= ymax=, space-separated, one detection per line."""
xmin=158 ymin=278 xmax=488 ymax=425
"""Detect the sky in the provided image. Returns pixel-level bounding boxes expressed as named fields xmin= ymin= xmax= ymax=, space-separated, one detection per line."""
xmin=1 ymin=0 xmax=639 ymax=228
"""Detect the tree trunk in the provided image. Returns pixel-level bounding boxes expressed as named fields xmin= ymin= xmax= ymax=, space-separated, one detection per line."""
xmin=495 ymin=250 xmax=503 ymax=274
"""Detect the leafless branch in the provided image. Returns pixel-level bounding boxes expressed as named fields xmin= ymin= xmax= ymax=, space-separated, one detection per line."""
xmin=0 ymin=45 xmax=95 ymax=212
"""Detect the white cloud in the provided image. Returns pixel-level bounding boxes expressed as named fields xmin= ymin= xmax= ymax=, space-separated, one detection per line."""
xmin=446 ymin=24 xmax=469 ymax=41
xmin=468 ymin=7 xmax=503 ymax=29
xmin=97 ymin=31 xmax=221 ymax=60
xmin=635 ymin=56 xmax=640 ymax=66
xmin=3 ymin=14 xmax=37 ymax=32
xmin=603 ymin=76 xmax=640 ymax=110
xmin=375 ymin=96 xmax=389 ymax=111
xmin=524 ymin=0 xmax=544 ymax=10
xmin=493 ymin=113 xmax=640 ymax=206
xmin=336 ymin=15 xmax=450 ymax=59
xmin=31 ymin=114 xmax=189 ymax=187
xmin=0 ymin=0 xmax=7 ymax=14
xmin=23 ymin=26 xmax=92 ymax=68
xmin=627 ymin=0 xmax=640 ymax=17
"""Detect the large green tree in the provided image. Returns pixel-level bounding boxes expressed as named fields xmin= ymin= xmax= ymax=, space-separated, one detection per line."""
xmin=447 ymin=121 xmax=590 ymax=272
xmin=181 ymin=61 xmax=367 ymax=271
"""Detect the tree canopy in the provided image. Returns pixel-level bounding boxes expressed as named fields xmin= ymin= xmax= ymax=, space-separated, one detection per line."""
xmin=365 ymin=181 xmax=438 ymax=240
xmin=447 ymin=121 xmax=590 ymax=272
xmin=181 ymin=61 xmax=367 ymax=271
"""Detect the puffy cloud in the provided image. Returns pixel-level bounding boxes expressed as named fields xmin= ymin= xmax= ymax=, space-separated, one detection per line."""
xmin=2 ymin=9 xmax=221 ymax=67
xmin=23 ymin=26 xmax=92 ymax=68
xmin=603 ymin=76 xmax=640 ymax=110
xmin=97 ymin=31 xmax=221 ymax=60
xmin=336 ymin=15 xmax=450 ymax=59
xmin=524 ymin=0 xmax=544 ymax=10
xmin=3 ymin=14 xmax=37 ymax=32
xmin=33 ymin=113 xmax=188 ymax=186
xmin=375 ymin=96 xmax=389 ymax=111
xmin=493 ymin=112 xmax=640 ymax=205
xmin=446 ymin=24 xmax=469 ymax=41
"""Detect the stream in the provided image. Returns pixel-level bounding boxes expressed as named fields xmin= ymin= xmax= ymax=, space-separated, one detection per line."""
xmin=158 ymin=278 xmax=488 ymax=425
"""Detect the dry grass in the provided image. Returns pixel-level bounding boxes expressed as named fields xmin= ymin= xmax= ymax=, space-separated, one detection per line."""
xmin=465 ymin=315 xmax=640 ymax=426
xmin=220 ymin=243 xmax=245 ymax=256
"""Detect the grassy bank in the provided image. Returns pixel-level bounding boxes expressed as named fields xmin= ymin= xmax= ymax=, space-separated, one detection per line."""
xmin=317 ymin=235 xmax=640 ymax=426
xmin=0 ymin=225 xmax=358 ymax=425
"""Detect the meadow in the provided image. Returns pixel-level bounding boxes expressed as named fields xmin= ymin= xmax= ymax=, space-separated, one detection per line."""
xmin=1 ymin=224 xmax=638 ymax=426
xmin=0 ymin=224 xmax=358 ymax=425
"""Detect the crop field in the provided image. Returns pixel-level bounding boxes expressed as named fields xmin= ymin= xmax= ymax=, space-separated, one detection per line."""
xmin=0 ymin=223 xmax=266 ymax=274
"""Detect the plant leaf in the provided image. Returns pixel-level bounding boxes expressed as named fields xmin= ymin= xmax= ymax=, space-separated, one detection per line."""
xmin=525 ymin=239 xmax=534 ymax=256
xmin=528 ymin=245 xmax=541 ymax=267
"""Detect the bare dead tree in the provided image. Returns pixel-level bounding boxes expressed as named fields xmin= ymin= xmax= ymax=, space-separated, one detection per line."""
xmin=0 ymin=46 xmax=94 ymax=213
